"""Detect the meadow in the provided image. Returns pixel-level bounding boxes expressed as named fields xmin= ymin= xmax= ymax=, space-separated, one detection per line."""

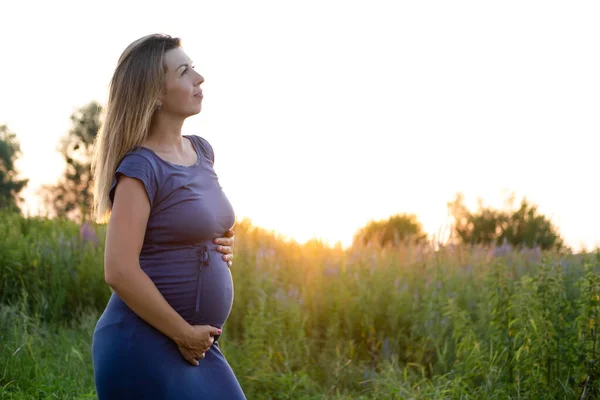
xmin=1 ymin=210 xmax=599 ymax=399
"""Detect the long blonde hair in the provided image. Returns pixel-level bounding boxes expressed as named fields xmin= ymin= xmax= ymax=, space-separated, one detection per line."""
xmin=91 ymin=33 xmax=180 ymax=222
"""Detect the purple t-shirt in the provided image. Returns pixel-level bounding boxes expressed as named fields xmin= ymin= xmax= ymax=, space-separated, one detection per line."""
xmin=107 ymin=134 xmax=236 ymax=327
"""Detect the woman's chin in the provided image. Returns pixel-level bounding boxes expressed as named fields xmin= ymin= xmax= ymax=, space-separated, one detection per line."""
xmin=188 ymin=106 xmax=202 ymax=116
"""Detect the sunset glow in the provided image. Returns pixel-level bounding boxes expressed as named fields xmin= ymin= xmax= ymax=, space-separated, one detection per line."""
xmin=2 ymin=0 xmax=599 ymax=251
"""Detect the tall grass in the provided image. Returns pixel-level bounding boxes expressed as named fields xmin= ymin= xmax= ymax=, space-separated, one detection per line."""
xmin=1 ymin=209 xmax=599 ymax=399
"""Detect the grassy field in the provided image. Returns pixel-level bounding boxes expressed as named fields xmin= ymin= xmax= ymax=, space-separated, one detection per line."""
xmin=1 ymin=210 xmax=600 ymax=399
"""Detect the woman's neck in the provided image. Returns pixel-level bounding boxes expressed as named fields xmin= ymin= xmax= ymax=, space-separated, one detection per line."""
xmin=146 ymin=113 xmax=186 ymax=151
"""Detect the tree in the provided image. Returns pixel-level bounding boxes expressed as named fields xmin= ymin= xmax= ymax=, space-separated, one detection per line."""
xmin=352 ymin=213 xmax=428 ymax=248
xmin=448 ymin=192 xmax=564 ymax=251
xmin=39 ymin=101 xmax=102 ymax=222
xmin=0 ymin=125 xmax=28 ymax=212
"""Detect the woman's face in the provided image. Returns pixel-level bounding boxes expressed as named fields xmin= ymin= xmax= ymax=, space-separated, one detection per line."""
xmin=160 ymin=47 xmax=204 ymax=117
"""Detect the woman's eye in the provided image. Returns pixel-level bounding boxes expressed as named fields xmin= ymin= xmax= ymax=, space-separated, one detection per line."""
xmin=182 ymin=65 xmax=195 ymax=75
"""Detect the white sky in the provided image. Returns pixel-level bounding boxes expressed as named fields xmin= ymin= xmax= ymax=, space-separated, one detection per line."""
xmin=1 ymin=0 xmax=599 ymax=250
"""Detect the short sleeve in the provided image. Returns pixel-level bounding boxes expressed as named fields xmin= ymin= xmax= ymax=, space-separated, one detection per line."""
xmin=194 ymin=135 xmax=215 ymax=165
xmin=109 ymin=153 xmax=157 ymax=207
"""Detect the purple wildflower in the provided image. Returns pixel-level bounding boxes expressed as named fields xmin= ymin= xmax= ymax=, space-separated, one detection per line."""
xmin=80 ymin=221 xmax=98 ymax=246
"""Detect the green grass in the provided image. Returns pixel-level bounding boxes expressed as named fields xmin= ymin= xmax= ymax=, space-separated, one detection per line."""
xmin=0 ymin=304 xmax=98 ymax=399
xmin=1 ymin=210 xmax=600 ymax=399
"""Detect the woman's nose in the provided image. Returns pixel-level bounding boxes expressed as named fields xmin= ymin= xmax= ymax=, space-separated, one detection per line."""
xmin=195 ymin=72 xmax=204 ymax=86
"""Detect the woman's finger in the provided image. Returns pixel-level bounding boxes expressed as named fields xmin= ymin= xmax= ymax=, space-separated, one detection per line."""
xmin=214 ymin=241 xmax=232 ymax=254
xmin=214 ymin=236 xmax=234 ymax=246
xmin=217 ymin=245 xmax=232 ymax=254
xmin=185 ymin=354 xmax=199 ymax=366
xmin=178 ymin=345 xmax=199 ymax=366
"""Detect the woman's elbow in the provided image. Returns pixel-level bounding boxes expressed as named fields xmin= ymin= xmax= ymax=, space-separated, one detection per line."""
xmin=104 ymin=255 xmax=135 ymax=287
xmin=104 ymin=264 xmax=122 ymax=287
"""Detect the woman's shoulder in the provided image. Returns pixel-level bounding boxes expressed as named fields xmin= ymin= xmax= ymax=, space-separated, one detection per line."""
xmin=114 ymin=147 xmax=167 ymax=188
xmin=187 ymin=134 xmax=215 ymax=165
xmin=115 ymin=148 xmax=162 ymax=176
xmin=119 ymin=146 xmax=154 ymax=164
xmin=110 ymin=148 xmax=161 ymax=207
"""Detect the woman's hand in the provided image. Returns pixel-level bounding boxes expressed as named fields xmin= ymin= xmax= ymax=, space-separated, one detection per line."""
xmin=214 ymin=229 xmax=235 ymax=267
xmin=175 ymin=324 xmax=221 ymax=366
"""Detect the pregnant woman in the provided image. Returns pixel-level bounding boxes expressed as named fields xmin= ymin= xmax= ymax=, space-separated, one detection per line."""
xmin=90 ymin=34 xmax=246 ymax=399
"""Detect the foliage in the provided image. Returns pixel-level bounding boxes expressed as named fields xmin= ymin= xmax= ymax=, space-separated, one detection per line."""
xmin=448 ymin=192 xmax=565 ymax=251
xmin=0 ymin=125 xmax=28 ymax=212
xmin=1 ymin=211 xmax=599 ymax=399
xmin=38 ymin=102 xmax=102 ymax=222
xmin=352 ymin=213 xmax=428 ymax=249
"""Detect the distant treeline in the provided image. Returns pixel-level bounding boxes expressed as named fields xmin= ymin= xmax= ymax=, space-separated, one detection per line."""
xmin=0 ymin=102 xmax=566 ymax=252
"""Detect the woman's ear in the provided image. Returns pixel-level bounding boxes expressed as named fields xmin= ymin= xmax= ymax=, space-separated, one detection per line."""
xmin=156 ymin=91 xmax=165 ymax=109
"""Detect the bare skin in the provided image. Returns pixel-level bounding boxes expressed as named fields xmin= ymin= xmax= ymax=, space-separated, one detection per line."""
xmin=105 ymin=46 xmax=234 ymax=366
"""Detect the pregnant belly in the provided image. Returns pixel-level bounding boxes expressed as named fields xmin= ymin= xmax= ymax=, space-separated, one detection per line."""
xmin=141 ymin=245 xmax=234 ymax=328
xmin=194 ymin=249 xmax=234 ymax=326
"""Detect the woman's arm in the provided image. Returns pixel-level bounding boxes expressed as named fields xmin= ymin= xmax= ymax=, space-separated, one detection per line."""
xmin=104 ymin=175 xmax=192 ymax=344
